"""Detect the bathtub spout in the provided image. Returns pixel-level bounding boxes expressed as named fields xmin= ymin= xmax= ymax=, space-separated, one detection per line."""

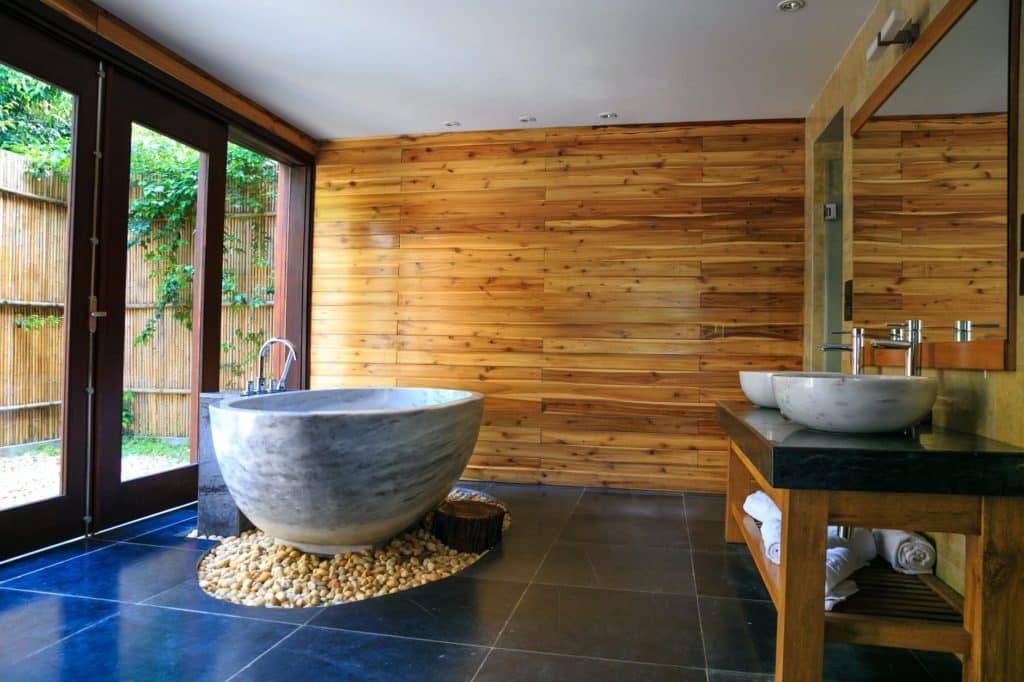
xmin=248 ymin=337 xmax=298 ymax=395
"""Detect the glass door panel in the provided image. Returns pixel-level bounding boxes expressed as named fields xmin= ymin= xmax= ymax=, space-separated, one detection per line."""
xmin=0 ymin=63 xmax=74 ymax=510
xmin=0 ymin=12 xmax=98 ymax=559
xmin=121 ymin=123 xmax=198 ymax=481
xmin=220 ymin=143 xmax=279 ymax=391
xmin=91 ymin=67 xmax=226 ymax=530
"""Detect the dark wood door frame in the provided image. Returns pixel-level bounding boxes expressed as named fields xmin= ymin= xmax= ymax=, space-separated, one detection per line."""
xmin=91 ymin=65 xmax=227 ymax=531
xmin=0 ymin=13 xmax=99 ymax=560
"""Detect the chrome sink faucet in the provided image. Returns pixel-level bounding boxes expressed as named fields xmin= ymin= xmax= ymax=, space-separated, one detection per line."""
xmin=820 ymin=328 xmax=866 ymax=374
xmin=245 ymin=337 xmax=298 ymax=396
xmin=871 ymin=320 xmax=923 ymax=376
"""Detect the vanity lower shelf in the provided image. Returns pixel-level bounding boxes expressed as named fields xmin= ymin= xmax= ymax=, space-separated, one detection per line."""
xmin=729 ymin=503 xmax=969 ymax=654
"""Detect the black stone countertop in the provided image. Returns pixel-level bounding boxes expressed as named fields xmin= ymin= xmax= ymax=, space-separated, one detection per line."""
xmin=716 ymin=401 xmax=1024 ymax=496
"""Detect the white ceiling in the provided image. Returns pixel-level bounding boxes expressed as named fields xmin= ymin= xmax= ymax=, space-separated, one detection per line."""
xmin=94 ymin=0 xmax=876 ymax=141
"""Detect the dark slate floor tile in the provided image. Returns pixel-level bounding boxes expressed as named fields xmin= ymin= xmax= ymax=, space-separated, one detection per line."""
xmin=309 ymin=576 xmax=525 ymax=645
xmin=684 ymin=493 xmax=727 ymax=523
xmin=692 ymin=551 xmax=770 ymax=600
xmin=143 ymin=578 xmax=318 ymax=625
xmin=461 ymin=533 xmax=553 ymax=582
xmin=912 ymin=649 xmax=963 ymax=681
xmin=487 ymin=483 xmax=581 ymax=517
xmin=687 ymin=520 xmax=748 ymax=553
xmin=707 ymin=671 xmax=774 ymax=681
xmin=0 ymin=589 xmax=119 ymax=665
xmin=478 ymin=649 xmax=707 ymax=681
xmin=701 ymin=596 xmax=935 ymax=680
xmin=123 ymin=519 xmax=220 ymax=552
xmin=560 ymin=512 xmax=688 ymax=548
xmin=575 ymin=489 xmax=685 ymax=519
xmin=0 ymin=539 xmax=115 ymax=584
xmin=536 ymin=540 xmax=695 ymax=594
xmin=3 ymin=542 xmax=203 ymax=603
xmin=822 ymin=642 xmax=936 ymax=682
xmin=93 ymin=505 xmax=198 ymax=542
xmin=498 ymin=583 xmax=705 ymax=667
xmin=5 ymin=603 xmax=292 ymax=681
xmin=503 ymin=510 xmax=570 ymax=541
xmin=699 ymin=596 xmax=776 ymax=674
xmin=233 ymin=625 xmax=486 ymax=682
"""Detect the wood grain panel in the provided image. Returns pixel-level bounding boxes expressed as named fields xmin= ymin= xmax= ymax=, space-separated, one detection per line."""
xmin=312 ymin=121 xmax=804 ymax=491
xmin=853 ymin=114 xmax=1007 ymax=333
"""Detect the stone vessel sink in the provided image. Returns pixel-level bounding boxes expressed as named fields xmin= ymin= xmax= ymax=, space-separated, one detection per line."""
xmin=209 ymin=388 xmax=483 ymax=554
xmin=739 ymin=371 xmax=783 ymax=408
xmin=771 ymin=373 xmax=938 ymax=434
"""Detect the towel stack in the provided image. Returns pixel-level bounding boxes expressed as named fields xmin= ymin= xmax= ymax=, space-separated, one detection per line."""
xmin=741 ymin=492 xmax=879 ymax=610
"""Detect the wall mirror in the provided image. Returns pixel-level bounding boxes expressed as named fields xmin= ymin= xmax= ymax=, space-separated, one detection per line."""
xmin=851 ymin=0 xmax=1015 ymax=370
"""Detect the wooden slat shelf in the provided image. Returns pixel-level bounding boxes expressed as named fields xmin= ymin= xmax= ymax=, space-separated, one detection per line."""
xmin=729 ymin=496 xmax=970 ymax=655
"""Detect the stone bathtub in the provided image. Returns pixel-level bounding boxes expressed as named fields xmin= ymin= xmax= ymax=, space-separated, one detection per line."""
xmin=209 ymin=388 xmax=484 ymax=554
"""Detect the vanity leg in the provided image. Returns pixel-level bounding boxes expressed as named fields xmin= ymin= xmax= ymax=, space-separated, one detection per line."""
xmin=963 ymin=496 xmax=1024 ymax=682
xmin=775 ymin=489 xmax=829 ymax=682
xmin=725 ymin=443 xmax=748 ymax=543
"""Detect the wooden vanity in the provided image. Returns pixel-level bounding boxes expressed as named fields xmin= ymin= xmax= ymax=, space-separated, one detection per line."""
xmin=716 ymin=401 xmax=1024 ymax=682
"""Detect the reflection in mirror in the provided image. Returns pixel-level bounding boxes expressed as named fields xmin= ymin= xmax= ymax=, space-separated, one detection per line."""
xmin=853 ymin=0 xmax=1009 ymax=344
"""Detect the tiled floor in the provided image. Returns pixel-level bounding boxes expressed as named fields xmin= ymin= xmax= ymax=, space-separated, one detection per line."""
xmin=0 ymin=484 xmax=961 ymax=681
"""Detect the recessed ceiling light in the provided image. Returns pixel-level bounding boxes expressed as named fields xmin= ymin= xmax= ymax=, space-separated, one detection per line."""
xmin=443 ymin=120 xmax=461 ymax=128
xmin=598 ymin=112 xmax=618 ymax=120
xmin=518 ymin=115 xmax=537 ymax=124
xmin=777 ymin=0 xmax=806 ymax=12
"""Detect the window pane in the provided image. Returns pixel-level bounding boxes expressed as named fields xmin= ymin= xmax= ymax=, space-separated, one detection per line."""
xmin=121 ymin=123 xmax=198 ymax=480
xmin=220 ymin=143 xmax=278 ymax=392
xmin=0 ymin=63 xmax=74 ymax=509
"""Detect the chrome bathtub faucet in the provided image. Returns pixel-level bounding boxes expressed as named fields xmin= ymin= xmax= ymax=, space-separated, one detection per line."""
xmin=245 ymin=337 xmax=298 ymax=396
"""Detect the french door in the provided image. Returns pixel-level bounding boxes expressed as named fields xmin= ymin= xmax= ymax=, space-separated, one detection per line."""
xmin=0 ymin=14 xmax=99 ymax=558
xmin=0 ymin=18 xmax=227 ymax=556
xmin=90 ymin=67 xmax=226 ymax=531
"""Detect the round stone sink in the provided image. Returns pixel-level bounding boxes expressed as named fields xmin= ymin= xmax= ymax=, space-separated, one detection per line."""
xmin=739 ymin=371 xmax=782 ymax=408
xmin=771 ymin=372 xmax=938 ymax=434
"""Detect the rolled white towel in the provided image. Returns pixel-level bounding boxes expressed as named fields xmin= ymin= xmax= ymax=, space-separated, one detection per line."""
xmin=760 ymin=517 xmax=782 ymax=564
xmin=828 ymin=526 xmax=877 ymax=563
xmin=825 ymin=579 xmax=858 ymax=612
xmin=873 ymin=529 xmax=936 ymax=575
xmin=825 ymin=546 xmax=861 ymax=593
xmin=743 ymin=491 xmax=781 ymax=524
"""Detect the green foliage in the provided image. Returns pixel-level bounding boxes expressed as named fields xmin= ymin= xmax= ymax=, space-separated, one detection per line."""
xmin=220 ymin=329 xmax=266 ymax=380
xmin=2 ymin=67 xmax=277 ymax=380
xmin=0 ymin=64 xmax=73 ymax=175
xmin=121 ymin=391 xmax=135 ymax=436
xmin=13 ymin=314 xmax=63 ymax=332
xmin=121 ymin=436 xmax=189 ymax=461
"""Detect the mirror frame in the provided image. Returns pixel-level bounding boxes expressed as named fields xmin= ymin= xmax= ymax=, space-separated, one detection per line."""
xmin=851 ymin=0 xmax=1021 ymax=370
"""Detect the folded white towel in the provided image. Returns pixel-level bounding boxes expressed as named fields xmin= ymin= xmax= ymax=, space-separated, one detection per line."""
xmin=743 ymin=491 xmax=781 ymax=524
xmin=873 ymin=529 xmax=936 ymax=575
xmin=825 ymin=579 xmax=858 ymax=612
xmin=828 ymin=526 xmax=878 ymax=563
xmin=760 ymin=517 xmax=782 ymax=564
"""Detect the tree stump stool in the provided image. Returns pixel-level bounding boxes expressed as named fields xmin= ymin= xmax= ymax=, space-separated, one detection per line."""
xmin=430 ymin=500 xmax=505 ymax=553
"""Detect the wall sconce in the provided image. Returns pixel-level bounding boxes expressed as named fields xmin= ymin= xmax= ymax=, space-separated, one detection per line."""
xmin=866 ymin=10 xmax=920 ymax=61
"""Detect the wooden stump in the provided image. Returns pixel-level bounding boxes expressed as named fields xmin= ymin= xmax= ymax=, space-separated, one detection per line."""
xmin=430 ymin=500 xmax=505 ymax=553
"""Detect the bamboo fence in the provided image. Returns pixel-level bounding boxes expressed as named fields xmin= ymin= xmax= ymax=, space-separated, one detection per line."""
xmin=0 ymin=150 xmax=276 ymax=447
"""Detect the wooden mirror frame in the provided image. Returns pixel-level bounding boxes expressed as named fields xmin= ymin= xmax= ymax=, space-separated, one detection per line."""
xmin=851 ymin=0 xmax=1021 ymax=371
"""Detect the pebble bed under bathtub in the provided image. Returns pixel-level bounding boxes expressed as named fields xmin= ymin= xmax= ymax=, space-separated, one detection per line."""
xmin=195 ymin=488 xmax=510 ymax=608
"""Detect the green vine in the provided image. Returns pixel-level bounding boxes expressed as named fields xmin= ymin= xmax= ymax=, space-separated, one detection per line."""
xmin=2 ymin=67 xmax=278 ymax=379
xmin=13 ymin=314 xmax=63 ymax=332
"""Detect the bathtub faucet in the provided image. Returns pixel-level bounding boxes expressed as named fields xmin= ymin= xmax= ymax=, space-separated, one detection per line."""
xmin=245 ymin=337 xmax=298 ymax=395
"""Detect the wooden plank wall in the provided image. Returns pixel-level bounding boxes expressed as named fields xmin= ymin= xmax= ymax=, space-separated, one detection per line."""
xmin=853 ymin=114 xmax=1007 ymax=335
xmin=310 ymin=121 xmax=805 ymax=492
